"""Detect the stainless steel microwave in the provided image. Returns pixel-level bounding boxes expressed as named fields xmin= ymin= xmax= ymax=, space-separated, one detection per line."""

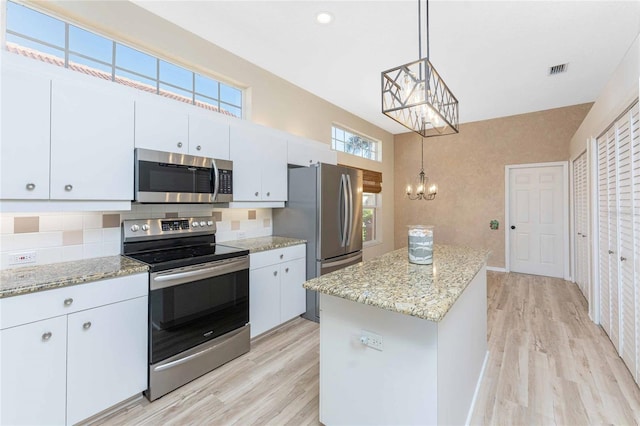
xmin=134 ymin=148 xmax=233 ymax=203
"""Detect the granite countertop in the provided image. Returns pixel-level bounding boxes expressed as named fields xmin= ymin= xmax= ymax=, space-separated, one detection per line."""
xmin=224 ymin=236 xmax=306 ymax=253
xmin=303 ymin=244 xmax=490 ymax=322
xmin=0 ymin=256 xmax=149 ymax=299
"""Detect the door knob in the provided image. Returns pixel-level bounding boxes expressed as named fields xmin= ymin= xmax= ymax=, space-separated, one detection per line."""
xmin=510 ymin=225 xmax=516 ymax=230
xmin=608 ymin=250 xmax=614 ymax=255
xmin=621 ymin=256 xmax=627 ymax=262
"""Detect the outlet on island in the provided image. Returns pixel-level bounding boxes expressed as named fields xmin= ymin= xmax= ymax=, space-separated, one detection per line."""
xmin=360 ymin=330 xmax=384 ymax=351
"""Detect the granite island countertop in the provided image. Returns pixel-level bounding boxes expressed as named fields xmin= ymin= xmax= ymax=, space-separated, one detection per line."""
xmin=0 ymin=256 xmax=149 ymax=298
xmin=303 ymin=244 xmax=490 ymax=322
xmin=224 ymin=236 xmax=306 ymax=253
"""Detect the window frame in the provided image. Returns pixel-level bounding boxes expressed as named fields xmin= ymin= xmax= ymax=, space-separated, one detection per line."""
xmin=331 ymin=124 xmax=382 ymax=162
xmin=4 ymin=0 xmax=244 ymax=118
xmin=362 ymin=192 xmax=382 ymax=247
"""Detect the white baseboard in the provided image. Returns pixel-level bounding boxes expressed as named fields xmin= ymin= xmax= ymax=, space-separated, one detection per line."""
xmin=465 ymin=350 xmax=490 ymax=426
xmin=487 ymin=266 xmax=507 ymax=273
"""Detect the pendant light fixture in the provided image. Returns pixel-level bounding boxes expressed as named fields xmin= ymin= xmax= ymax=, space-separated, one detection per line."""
xmin=406 ymin=137 xmax=437 ymax=200
xmin=381 ymin=0 xmax=459 ymax=138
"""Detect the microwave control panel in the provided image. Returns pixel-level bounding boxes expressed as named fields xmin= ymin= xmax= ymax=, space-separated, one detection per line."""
xmin=218 ymin=170 xmax=233 ymax=195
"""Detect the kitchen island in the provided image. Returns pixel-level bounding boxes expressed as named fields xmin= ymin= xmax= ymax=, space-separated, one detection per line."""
xmin=303 ymin=244 xmax=490 ymax=426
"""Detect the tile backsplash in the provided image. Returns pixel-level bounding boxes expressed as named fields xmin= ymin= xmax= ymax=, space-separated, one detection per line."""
xmin=0 ymin=205 xmax=272 ymax=269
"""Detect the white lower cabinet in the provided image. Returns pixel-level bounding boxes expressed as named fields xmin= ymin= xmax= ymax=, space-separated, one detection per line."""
xmin=66 ymin=296 xmax=147 ymax=425
xmin=0 ymin=316 xmax=68 ymax=425
xmin=249 ymin=244 xmax=306 ymax=338
xmin=0 ymin=274 xmax=148 ymax=426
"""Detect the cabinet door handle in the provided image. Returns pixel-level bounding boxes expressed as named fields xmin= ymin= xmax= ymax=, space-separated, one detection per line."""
xmin=196 ymin=145 xmax=202 ymax=151
xmin=273 ymin=271 xmax=278 ymax=276
xmin=285 ymin=267 xmax=289 ymax=273
xmin=177 ymin=142 xmax=183 ymax=148
xmin=608 ymin=250 xmax=614 ymax=255
xmin=577 ymin=232 xmax=582 ymax=236
xmin=26 ymin=183 xmax=36 ymax=191
xmin=280 ymin=254 xmax=284 ymax=259
xmin=42 ymin=332 xmax=52 ymax=341
xmin=620 ymin=256 xmax=627 ymax=262
xmin=63 ymin=298 xmax=73 ymax=306
xmin=64 ymin=184 xmax=73 ymax=192
xmin=83 ymin=321 xmax=92 ymax=330
xmin=266 ymin=192 xmax=271 ymax=197
xmin=255 ymin=192 xmax=259 ymax=197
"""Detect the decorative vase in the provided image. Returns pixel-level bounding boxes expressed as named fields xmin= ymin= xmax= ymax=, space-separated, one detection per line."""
xmin=408 ymin=225 xmax=434 ymax=265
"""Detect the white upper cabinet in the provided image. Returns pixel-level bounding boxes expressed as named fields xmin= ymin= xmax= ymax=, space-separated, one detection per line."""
xmin=230 ymin=121 xmax=287 ymax=202
xmin=135 ymin=95 xmax=189 ymax=154
xmin=189 ymin=111 xmax=230 ymax=159
xmin=0 ymin=63 xmax=51 ymax=199
xmin=51 ymin=78 xmax=135 ymax=200
xmin=287 ymin=135 xmax=337 ymax=167
xmin=135 ymin=94 xmax=230 ymax=159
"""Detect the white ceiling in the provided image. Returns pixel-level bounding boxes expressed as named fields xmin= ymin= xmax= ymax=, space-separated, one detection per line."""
xmin=132 ymin=0 xmax=640 ymax=135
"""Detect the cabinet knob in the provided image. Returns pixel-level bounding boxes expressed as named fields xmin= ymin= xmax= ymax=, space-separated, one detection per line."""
xmin=621 ymin=256 xmax=627 ymax=262
xmin=608 ymin=250 xmax=614 ymax=255
xmin=26 ymin=183 xmax=36 ymax=191
xmin=309 ymin=159 xmax=313 ymax=163
xmin=285 ymin=267 xmax=289 ymax=273
xmin=64 ymin=184 xmax=73 ymax=192
xmin=42 ymin=332 xmax=52 ymax=341
xmin=582 ymin=234 xmax=587 ymax=238
xmin=255 ymin=192 xmax=259 ymax=197
xmin=266 ymin=192 xmax=271 ymax=197
xmin=577 ymin=232 xmax=582 ymax=236
xmin=177 ymin=142 xmax=183 ymax=148
xmin=63 ymin=298 xmax=73 ymax=306
xmin=82 ymin=321 xmax=92 ymax=330
xmin=196 ymin=145 xmax=202 ymax=151
xmin=273 ymin=271 xmax=278 ymax=276
xmin=280 ymin=254 xmax=284 ymax=259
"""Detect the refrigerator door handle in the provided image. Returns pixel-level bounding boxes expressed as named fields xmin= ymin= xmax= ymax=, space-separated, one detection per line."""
xmin=345 ymin=173 xmax=354 ymax=247
xmin=340 ymin=174 xmax=348 ymax=247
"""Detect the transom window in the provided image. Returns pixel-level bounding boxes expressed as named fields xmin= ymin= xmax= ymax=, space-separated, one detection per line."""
xmin=5 ymin=1 xmax=243 ymax=118
xmin=331 ymin=125 xmax=381 ymax=161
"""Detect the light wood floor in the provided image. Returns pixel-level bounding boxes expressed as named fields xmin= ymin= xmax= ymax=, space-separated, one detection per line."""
xmin=96 ymin=272 xmax=640 ymax=425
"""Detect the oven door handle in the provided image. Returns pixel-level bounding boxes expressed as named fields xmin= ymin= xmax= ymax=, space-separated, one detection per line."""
xmin=151 ymin=257 xmax=248 ymax=290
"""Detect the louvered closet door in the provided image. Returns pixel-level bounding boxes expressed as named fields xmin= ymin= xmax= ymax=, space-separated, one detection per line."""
xmin=631 ymin=103 xmax=640 ymax=383
xmin=598 ymin=134 xmax=612 ymax=337
xmin=607 ymin=127 xmax=621 ymax=352
xmin=573 ymin=152 xmax=588 ymax=298
xmin=617 ymin=107 xmax=637 ymax=377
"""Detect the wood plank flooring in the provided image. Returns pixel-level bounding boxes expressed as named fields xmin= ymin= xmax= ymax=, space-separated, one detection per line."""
xmin=95 ymin=272 xmax=640 ymax=425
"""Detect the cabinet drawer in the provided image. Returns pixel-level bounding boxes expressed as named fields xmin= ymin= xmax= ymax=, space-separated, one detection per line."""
xmin=1 ymin=273 xmax=147 ymax=330
xmin=250 ymin=244 xmax=306 ymax=270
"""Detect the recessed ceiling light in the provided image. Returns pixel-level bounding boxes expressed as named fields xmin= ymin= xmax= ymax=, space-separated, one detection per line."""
xmin=316 ymin=12 xmax=333 ymax=25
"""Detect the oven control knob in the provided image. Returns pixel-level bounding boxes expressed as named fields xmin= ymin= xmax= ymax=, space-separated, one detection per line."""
xmin=192 ymin=221 xmax=199 ymax=227
xmin=141 ymin=224 xmax=150 ymax=231
xmin=199 ymin=221 xmax=206 ymax=227
xmin=207 ymin=220 xmax=214 ymax=226
xmin=130 ymin=225 xmax=139 ymax=232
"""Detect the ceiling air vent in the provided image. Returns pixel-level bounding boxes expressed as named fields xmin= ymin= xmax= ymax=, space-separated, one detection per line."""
xmin=548 ymin=63 xmax=568 ymax=76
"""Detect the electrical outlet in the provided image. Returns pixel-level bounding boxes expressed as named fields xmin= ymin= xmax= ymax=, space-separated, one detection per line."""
xmin=8 ymin=251 xmax=37 ymax=265
xmin=237 ymin=231 xmax=246 ymax=240
xmin=360 ymin=330 xmax=384 ymax=351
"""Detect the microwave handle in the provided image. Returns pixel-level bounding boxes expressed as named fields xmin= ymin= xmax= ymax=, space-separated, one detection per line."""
xmin=211 ymin=159 xmax=220 ymax=201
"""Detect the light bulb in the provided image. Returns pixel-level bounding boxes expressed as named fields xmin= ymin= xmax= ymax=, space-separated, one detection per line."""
xmin=406 ymin=184 xmax=412 ymax=194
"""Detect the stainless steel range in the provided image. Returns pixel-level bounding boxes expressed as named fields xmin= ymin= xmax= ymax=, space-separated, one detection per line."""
xmin=122 ymin=217 xmax=250 ymax=401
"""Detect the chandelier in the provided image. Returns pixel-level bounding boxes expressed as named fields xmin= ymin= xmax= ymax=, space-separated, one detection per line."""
xmin=406 ymin=137 xmax=437 ymax=200
xmin=381 ymin=0 xmax=459 ymax=138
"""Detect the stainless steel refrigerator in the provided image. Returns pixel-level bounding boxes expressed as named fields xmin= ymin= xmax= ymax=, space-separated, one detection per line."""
xmin=273 ymin=163 xmax=363 ymax=322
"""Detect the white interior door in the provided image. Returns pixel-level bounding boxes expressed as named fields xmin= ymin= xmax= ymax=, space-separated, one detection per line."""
xmin=508 ymin=164 xmax=566 ymax=278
